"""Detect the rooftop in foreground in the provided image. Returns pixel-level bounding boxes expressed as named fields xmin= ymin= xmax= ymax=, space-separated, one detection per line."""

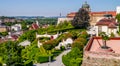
xmin=89 ymin=38 xmax=120 ymax=54
xmin=85 ymin=37 xmax=120 ymax=54
xmin=82 ymin=37 xmax=120 ymax=66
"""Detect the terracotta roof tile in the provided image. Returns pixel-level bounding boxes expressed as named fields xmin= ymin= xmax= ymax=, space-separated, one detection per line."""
xmin=32 ymin=23 xmax=39 ymax=29
xmin=90 ymin=11 xmax=116 ymax=16
xmin=96 ymin=18 xmax=118 ymax=28
xmin=108 ymin=23 xmax=117 ymax=28
xmin=67 ymin=11 xmax=116 ymax=18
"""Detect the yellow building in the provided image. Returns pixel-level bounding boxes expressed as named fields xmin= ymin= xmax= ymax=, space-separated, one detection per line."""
xmin=0 ymin=26 xmax=7 ymax=32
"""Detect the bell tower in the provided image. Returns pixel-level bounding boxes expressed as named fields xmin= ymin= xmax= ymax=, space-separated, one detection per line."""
xmin=82 ymin=1 xmax=91 ymax=12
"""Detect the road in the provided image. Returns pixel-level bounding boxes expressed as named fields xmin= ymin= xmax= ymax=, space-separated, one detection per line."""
xmin=34 ymin=49 xmax=71 ymax=66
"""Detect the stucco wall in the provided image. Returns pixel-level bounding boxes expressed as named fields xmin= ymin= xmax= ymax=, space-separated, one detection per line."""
xmin=95 ymin=26 xmax=118 ymax=36
xmin=57 ymin=18 xmax=73 ymax=24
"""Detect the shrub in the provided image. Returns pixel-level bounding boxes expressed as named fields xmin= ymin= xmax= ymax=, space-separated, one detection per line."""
xmin=36 ymin=55 xmax=53 ymax=63
xmin=0 ymin=32 xmax=8 ymax=36
xmin=19 ymin=30 xmax=36 ymax=42
xmin=60 ymin=46 xmax=66 ymax=51
xmin=62 ymin=48 xmax=83 ymax=66
xmin=62 ymin=55 xmax=69 ymax=66
xmin=43 ymin=40 xmax=54 ymax=50
xmin=24 ymin=60 xmax=33 ymax=66
xmin=110 ymin=32 xmax=115 ymax=38
xmin=80 ymin=31 xmax=89 ymax=38
xmin=14 ymin=63 xmax=24 ymax=66
xmin=52 ymin=50 xmax=62 ymax=57
xmin=0 ymin=57 xmax=2 ymax=66
xmin=117 ymin=31 xmax=120 ymax=36
xmin=72 ymin=37 xmax=87 ymax=50
xmin=63 ymin=33 xmax=73 ymax=39
xmin=0 ymin=62 xmax=2 ymax=66
xmin=43 ymin=39 xmax=59 ymax=50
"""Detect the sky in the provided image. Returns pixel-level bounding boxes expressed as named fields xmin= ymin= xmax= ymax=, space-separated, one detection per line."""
xmin=0 ymin=0 xmax=120 ymax=16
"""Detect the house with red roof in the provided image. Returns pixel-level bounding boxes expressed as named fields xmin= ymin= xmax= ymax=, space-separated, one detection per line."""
xmin=95 ymin=16 xmax=118 ymax=36
xmin=29 ymin=20 xmax=39 ymax=30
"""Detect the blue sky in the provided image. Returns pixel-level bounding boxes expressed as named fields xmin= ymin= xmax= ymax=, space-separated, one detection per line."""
xmin=0 ymin=0 xmax=120 ymax=16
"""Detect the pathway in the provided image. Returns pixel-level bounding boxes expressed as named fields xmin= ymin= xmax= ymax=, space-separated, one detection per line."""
xmin=34 ymin=49 xmax=71 ymax=66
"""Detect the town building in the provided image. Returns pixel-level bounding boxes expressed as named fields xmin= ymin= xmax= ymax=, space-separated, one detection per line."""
xmin=57 ymin=18 xmax=73 ymax=25
xmin=95 ymin=16 xmax=118 ymax=36
xmin=58 ymin=2 xmax=117 ymax=26
xmin=11 ymin=24 xmax=22 ymax=31
xmin=29 ymin=20 xmax=39 ymax=30
xmin=67 ymin=11 xmax=116 ymax=26
xmin=116 ymin=6 xmax=120 ymax=14
xmin=82 ymin=37 xmax=120 ymax=66
xmin=66 ymin=2 xmax=117 ymax=27
xmin=0 ymin=26 xmax=8 ymax=32
xmin=57 ymin=1 xmax=90 ymax=25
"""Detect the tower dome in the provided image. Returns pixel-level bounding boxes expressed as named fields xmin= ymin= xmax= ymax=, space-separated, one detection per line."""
xmin=82 ymin=1 xmax=90 ymax=9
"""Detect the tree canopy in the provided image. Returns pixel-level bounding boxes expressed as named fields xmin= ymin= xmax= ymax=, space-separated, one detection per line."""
xmin=116 ymin=14 xmax=120 ymax=22
xmin=71 ymin=8 xmax=90 ymax=29
xmin=116 ymin=14 xmax=120 ymax=32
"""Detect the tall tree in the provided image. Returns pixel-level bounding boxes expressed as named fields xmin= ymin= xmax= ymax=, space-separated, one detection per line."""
xmin=71 ymin=8 xmax=90 ymax=28
xmin=116 ymin=14 xmax=120 ymax=32
xmin=4 ymin=41 xmax=23 ymax=66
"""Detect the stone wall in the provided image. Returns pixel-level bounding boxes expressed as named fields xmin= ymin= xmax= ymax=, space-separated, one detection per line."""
xmin=82 ymin=51 xmax=120 ymax=66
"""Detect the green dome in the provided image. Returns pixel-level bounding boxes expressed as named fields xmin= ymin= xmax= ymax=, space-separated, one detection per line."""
xmin=82 ymin=1 xmax=90 ymax=8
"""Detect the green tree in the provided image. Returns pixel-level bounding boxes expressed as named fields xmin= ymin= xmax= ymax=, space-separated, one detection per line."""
xmin=21 ymin=21 xmax=28 ymax=30
xmin=71 ymin=8 xmax=90 ymax=28
xmin=116 ymin=14 xmax=120 ymax=32
xmin=18 ymin=30 xmax=36 ymax=42
xmin=99 ymin=32 xmax=109 ymax=49
xmin=0 ymin=32 xmax=8 ymax=36
xmin=3 ymin=41 xmax=23 ymax=66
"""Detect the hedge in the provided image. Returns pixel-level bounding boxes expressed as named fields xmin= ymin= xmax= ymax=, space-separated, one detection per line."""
xmin=0 ymin=62 xmax=2 ymax=66
xmin=24 ymin=60 xmax=33 ymax=66
xmin=52 ymin=50 xmax=62 ymax=57
xmin=37 ymin=55 xmax=53 ymax=63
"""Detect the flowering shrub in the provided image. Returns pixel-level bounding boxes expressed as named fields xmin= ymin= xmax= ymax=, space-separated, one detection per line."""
xmin=72 ymin=37 xmax=87 ymax=51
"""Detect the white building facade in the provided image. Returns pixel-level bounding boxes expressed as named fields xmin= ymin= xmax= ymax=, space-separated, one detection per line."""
xmin=11 ymin=24 xmax=22 ymax=31
xmin=95 ymin=18 xmax=118 ymax=36
xmin=117 ymin=6 xmax=120 ymax=14
xmin=57 ymin=18 xmax=73 ymax=25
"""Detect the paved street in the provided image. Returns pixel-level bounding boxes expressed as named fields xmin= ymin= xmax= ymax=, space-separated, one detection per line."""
xmin=34 ymin=49 xmax=71 ymax=66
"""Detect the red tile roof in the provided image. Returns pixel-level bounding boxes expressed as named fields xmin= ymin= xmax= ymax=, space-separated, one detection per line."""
xmin=32 ymin=23 xmax=39 ymax=29
xmin=96 ymin=18 xmax=118 ymax=28
xmin=11 ymin=35 xmax=18 ymax=40
xmin=90 ymin=11 xmax=116 ymax=16
xmin=108 ymin=23 xmax=117 ymax=28
xmin=67 ymin=11 xmax=116 ymax=18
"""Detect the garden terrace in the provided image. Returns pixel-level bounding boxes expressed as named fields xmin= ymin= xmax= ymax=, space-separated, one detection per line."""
xmin=82 ymin=37 xmax=120 ymax=66
xmin=85 ymin=37 xmax=120 ymax=54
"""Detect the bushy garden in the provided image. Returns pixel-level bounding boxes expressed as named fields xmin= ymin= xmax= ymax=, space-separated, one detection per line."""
xmin=0 ymin=20 xmax=89 ymax=66
xmin=62 ymin=7 xmax=91 ymax=66
xmin=62 ymin=30 xmax=89 ymax=66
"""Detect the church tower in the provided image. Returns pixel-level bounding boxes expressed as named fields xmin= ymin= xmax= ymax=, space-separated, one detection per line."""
xmin=82 ymin=1 xmax=90 ymax=12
